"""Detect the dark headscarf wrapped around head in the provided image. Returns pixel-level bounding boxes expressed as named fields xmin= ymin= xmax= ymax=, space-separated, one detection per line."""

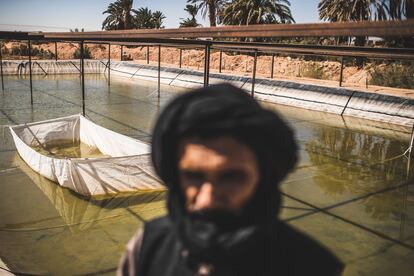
xmin=151 ymin=83 xmax=297 ymax=267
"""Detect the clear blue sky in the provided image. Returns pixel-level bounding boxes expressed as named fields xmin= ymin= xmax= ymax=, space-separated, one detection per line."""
xmin=0 ymin=0 xmax=321 ymax=32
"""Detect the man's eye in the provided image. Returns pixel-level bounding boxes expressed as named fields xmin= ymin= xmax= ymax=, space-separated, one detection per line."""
xmin=181 ymin=171 xmax=205 ymax=184
xmin=219 ymin=170 xmax=247 ymax=183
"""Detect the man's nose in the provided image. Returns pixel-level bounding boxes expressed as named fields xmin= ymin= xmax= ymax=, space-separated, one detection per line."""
xmin=194 ymin=182 xmax=214 ymax=210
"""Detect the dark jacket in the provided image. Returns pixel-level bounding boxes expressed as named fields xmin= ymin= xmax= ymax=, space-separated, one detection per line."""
xmin=118 ymin=216 xmax=343 ymax=276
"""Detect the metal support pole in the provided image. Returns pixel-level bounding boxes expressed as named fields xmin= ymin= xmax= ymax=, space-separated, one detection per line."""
xmin=158 ymin=45 xmax=161 ymax=98
xmin=80 ymin=41 xmax=85 ymax=116
xmin=0 ymin=41 xmax=4 ymax=92
xmin=179 ymin=48 xmax=182 ymax=68
xmin=365 ymin=58 xmax=368 ymax=89
xmin=78 ymin=43 xmax=82 ymax=84
xmin=219 ymin=50 xmax=223 ymax=73
xmin=108 ymin=43 xmax=111 ymax=86
xmin=28 ymin=39 xmax=33 ymax=105
xmin=33 ymin=62 xmax=48 ymax=75
xmin=404 ymin=124 xmax=414 ymax=179
xmin=204 ymin=44 xmax=211 ymax=87
xmin=270 ymin=54 xmax=275 ymax=79
xmin=251 ymin=50 xmax=258 ymax=97
xmin=147 ymin=46 xmax=150 ymax=64
xmin=339 ymin=56 xmax=344 ymax=87
xmin=341 ymin=90 xmax=356 ymax=116
xmin=54 ymin=41 xmax=58 ymax=61
xmin=121 ymin=45 xmax=123 ymax=61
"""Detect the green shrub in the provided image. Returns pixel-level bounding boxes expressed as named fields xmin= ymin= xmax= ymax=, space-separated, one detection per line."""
xmin=39 ymin=49 xmax=55 ymax=59
xmin=299 ymin=62 xmax=325 ymax=80
xmin=73 ymin=46 xmax=92 ymax=59
xmin=369 ymin=63 xmax=414 ymax=89
xmin=10 ymin=44 xmax=29 ymax=56
xmin=7 ymin=44 xmax=54 ymax=58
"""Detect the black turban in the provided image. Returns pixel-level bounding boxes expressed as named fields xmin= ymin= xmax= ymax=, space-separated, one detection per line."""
xmin=152 ymin=83 xmax=297 ymax=219
xmin=151 ymin=83 xmax=298 ymax=266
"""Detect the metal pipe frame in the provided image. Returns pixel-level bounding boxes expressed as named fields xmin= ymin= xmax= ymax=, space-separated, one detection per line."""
xmin=78 ymin=42 xmax=83 ymax=84
xmin=108 ymin=43 xmax=111 ymax=86
xmin=32 ymin=36 xmax=414 ymax=61
xmin=213 ymin=43 xmax=414 ymax=60
xmin=40 ymin=19 xmax=414 ymax=39
xmin=1 ymin=21 xmax=413 ymax=105
xmin=341 ymin=90 xmax=357 ymax=116
xmin=179 ymin=48 xmax=182 ymax=68
xmin=158 ymin=45 xmax=161 ymax=97
xmin=28 ymin=39 xmax=33 ymax=105
xmin=33 ymin=61 xmax=48 ymax=75
xmin=204 ymin=44 xmax=211 ymax=87
xmin=364 ymin=58 xmax=368 ymax=89
xmin=219 ymin=50 xmax=223 ymax=73
xmin=116 ymin=39 xmax=383 ymax=57
xmin=69 ymin=60 xmax=81 ymax=73
xmin=0 ymin=40 xmax=4 ymax=92
xmin=339 ymin=57 xmax=345 ymax=87
xmin=54 ymin=41 xmax=58 ymax=61
xmin=252 ymin=50 xmax=258 ymax=97
xmin=80 ymin=41 xmax=85 ymax=116
xmin=270 ymin=54 xmax=275 ymax=79
xmin=2 ymin=32 xmax=413 ymax=62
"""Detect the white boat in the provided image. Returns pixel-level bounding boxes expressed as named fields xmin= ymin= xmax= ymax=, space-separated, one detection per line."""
xmin=9 ymin=114 xmax=164 ymax=196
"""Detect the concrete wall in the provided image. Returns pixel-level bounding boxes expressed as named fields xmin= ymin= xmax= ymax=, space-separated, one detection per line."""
xmin=1 ymin=60 xmax=105 ymax=75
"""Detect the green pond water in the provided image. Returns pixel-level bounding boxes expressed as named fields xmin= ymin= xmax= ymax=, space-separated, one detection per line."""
xmin=0 ymin=74 xmax=413 ymax=275
xmin=31 ymin=140 xmax=108 ymax=159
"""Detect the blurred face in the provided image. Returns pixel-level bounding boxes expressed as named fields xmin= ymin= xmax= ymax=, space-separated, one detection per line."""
xmin=178 ymin=136 xmax=259 ymax=213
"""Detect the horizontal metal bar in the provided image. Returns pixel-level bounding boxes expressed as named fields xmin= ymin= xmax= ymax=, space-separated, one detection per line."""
xmin=212 ymin=44 xmax=414 ymax=60
xmin=0 ymin=31 xmax=41 ymax=40
xmin=84 ymin=41 xmax=205 ymax=50
xmin=36 ymin=19 xmax=414 ymax=39
xmin=0 ymin=20 xmax=412 ymax=62
xmin=39 ymin=38 xmax=414 ymax=60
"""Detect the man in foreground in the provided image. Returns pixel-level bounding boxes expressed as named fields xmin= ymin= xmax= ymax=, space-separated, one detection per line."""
xmin=118 ymin=84 xmax=343 ymax=276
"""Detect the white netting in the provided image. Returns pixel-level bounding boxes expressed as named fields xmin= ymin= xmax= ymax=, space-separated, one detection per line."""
xmin=9 ymin=114 xmax=164 ymax=196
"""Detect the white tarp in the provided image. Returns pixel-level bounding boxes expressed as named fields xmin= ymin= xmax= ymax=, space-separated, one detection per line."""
xmin=9 ymin=114 xmax=164 ymax=196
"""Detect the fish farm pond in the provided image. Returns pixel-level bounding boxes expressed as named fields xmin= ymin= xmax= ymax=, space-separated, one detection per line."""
xmin=0 ymin=74 xmax=413 ymax=275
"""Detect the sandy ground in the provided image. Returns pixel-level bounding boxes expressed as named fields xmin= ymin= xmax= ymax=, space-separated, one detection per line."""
xmin=2 ymin=41 xmax=413 ymax=98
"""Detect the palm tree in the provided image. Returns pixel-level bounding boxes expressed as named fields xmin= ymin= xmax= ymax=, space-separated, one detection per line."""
xmin=318 ymin=0 xmax=389 ymax=23
xmin=133 ymin=8 xmax=166 ymax=29
xmin=102 ymin=0 xmax=134 ymax=30
xmin=220 ymin=0 xmax=295 ymax=26
xmin=187 ymin=0 xmax=224 ymax=27
xmin=388 ymin=0 xmax=414 ymax=19
xmin=186 ymin=4 xmax=200 ymax=21
xmin=180 ymin=4 xmax=202 ymax=27
xmin=133 ymin=7 xmax=155 ymax=28
xmin=119 ymin=0 xmax=134 ymax=29
xmin=152 ymin=11 xmax=166 ymax=29
xmin=102 ymin=2 xmax=125 ymax=30
xmin=180 ymin=18 xmax=201 ymax=27
xmin=405 ymin=0 xmax=414 ymax=18
xmin=318 ymin=0 xmax=389 ymax=47
xmin=385 ymin=0 xmax=414 ymax=47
